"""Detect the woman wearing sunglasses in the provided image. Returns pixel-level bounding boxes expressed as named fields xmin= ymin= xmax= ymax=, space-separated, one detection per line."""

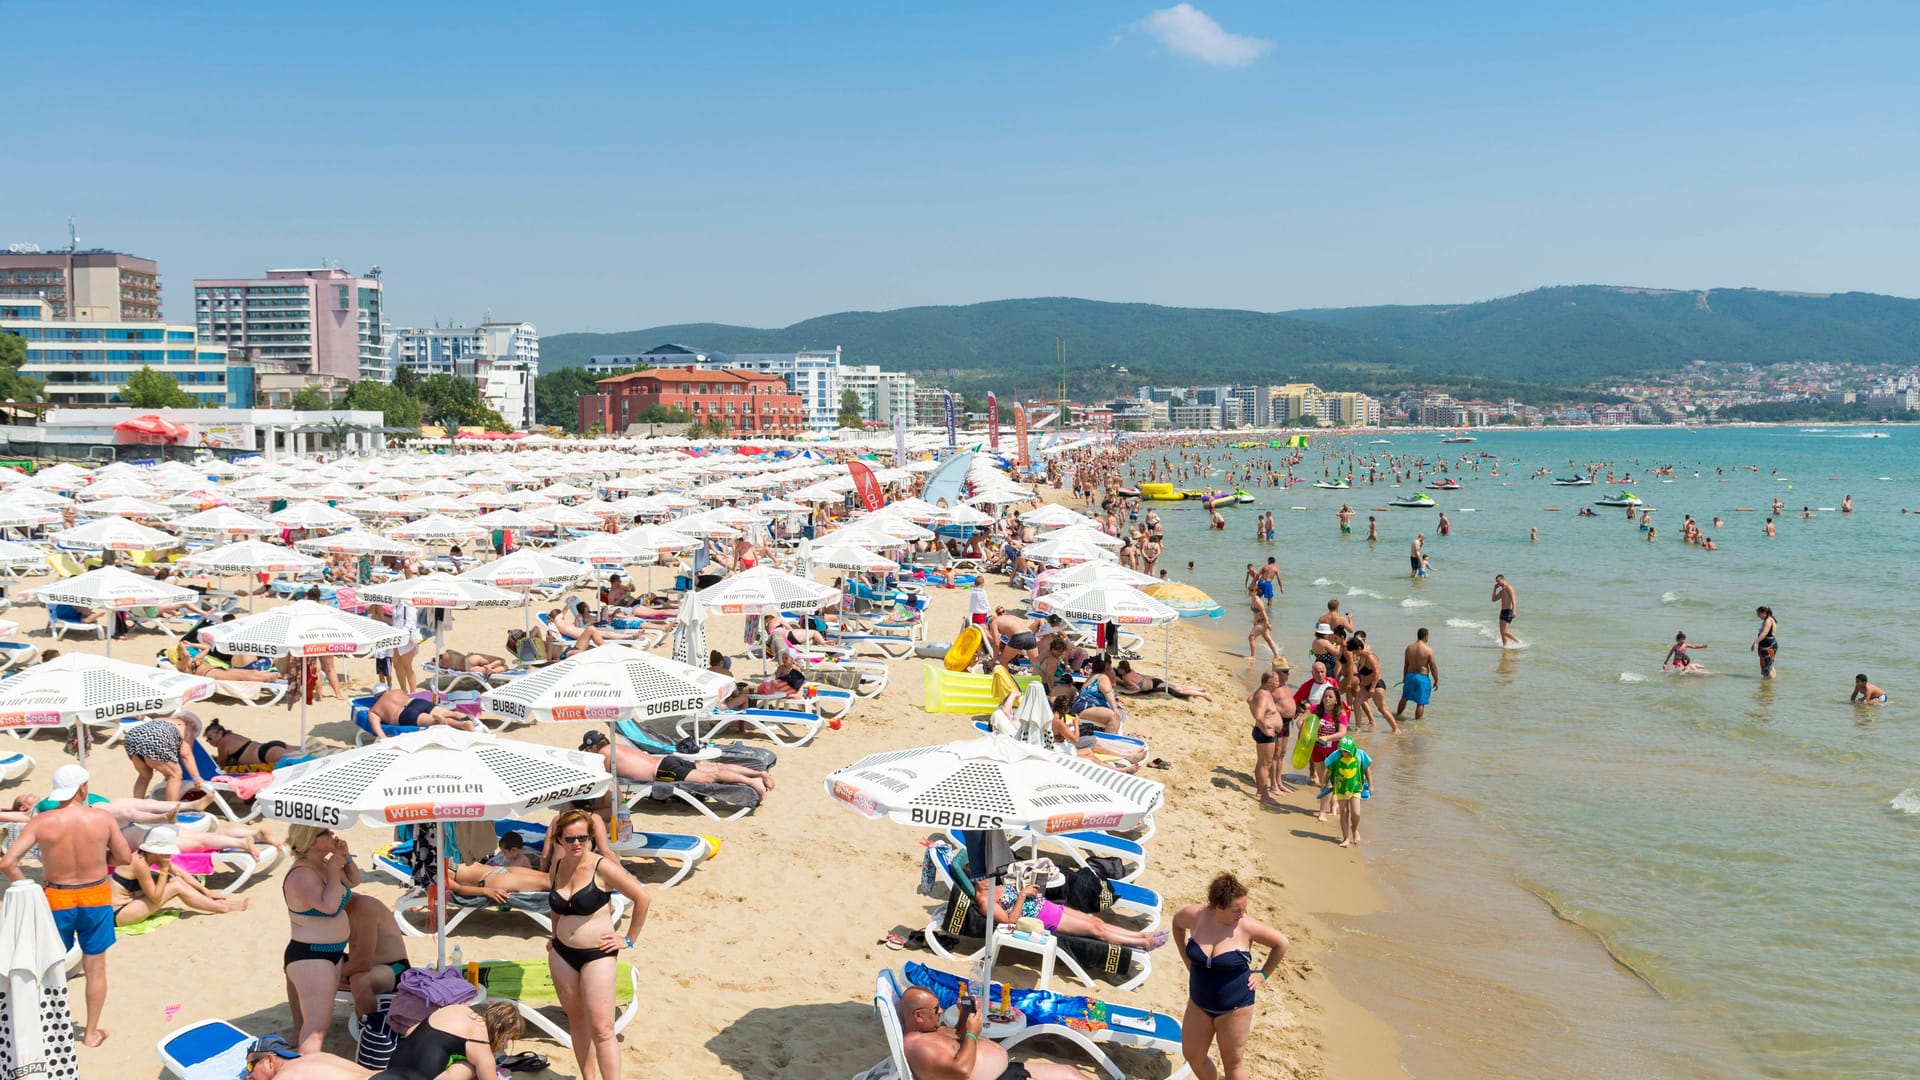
xmin=547 ymin=808 xmax=650 ymax=1080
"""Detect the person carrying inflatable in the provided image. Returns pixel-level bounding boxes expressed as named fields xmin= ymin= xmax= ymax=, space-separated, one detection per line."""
xmin=1324 ymin=737 xmax=1372 ymax=849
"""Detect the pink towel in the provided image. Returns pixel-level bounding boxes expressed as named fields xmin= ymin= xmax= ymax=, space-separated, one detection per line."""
xmin=172 ymin=852 xmax=215 ymax=876
xmin=221 ymin=772 xmax=276 ymax=799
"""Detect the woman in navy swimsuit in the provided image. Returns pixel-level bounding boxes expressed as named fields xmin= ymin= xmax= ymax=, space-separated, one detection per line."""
xmin=1172 ymin=873 xmax=1291 ymax=1080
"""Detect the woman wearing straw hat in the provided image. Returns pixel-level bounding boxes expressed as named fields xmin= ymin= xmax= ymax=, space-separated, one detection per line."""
xmin=106 ymin=825 xmax=250 ymax=926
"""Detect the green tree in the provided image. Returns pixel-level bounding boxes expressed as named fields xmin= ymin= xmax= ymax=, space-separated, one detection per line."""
xmin=837 ymin=388 xmax=865 ymax=428
xmin=288 ymin=386 xmax=331 ymax=411
xmin=0 ymin=331 xmax=44 ymax=403
xmin=341 ymin=380 xmax=422 ymax=431
xmin=639 ymin=404 xmax=692 ymax=424
xmin=532 ymin=365 xmax=643 ymax=432
xmin=120 ymin=366 xmax=199 ymax=408
xmin=414 ymin=373 xmax=507 ymax=430
xmin=1058 ymin=403 xmax=1072 ymax=425
xmin=391 ymin=365 xmax=420 ymax=396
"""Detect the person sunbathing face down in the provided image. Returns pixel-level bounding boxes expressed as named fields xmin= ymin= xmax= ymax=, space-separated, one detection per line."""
xmin=579 ymin=731 xmax=775 ymax=797
xmin=368 ymin=688 xmax=475 ymax=732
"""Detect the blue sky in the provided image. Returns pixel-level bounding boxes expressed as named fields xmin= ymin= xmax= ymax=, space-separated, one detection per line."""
xmin=8 ymin=2 xmax=1919 ymax=331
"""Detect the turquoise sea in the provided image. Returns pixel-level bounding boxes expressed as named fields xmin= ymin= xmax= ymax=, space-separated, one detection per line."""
xmin=1125 ymin=426 xmax=1919 ymax=1080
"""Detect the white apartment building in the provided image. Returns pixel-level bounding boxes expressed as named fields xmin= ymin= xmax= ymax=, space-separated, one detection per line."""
xmin=840 ymin=364 xmax=917 ymax=427
xmin=712 ymin=348 xmax=841 ymax=433
xmin=2 ymin=297 xmax=232 ymax=407
xmin=390 ymin=322 xmax=540 ymax=430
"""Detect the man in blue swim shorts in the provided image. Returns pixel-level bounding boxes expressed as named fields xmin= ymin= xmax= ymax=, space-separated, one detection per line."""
xmin=1394 ymin=627 xmax=1439 ymax=722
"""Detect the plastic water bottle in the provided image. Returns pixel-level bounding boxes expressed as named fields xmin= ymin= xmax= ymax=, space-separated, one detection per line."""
xmin=450 ymin=944 xmax=463 ymax=972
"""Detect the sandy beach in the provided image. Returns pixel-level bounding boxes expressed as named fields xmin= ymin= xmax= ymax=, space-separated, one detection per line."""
xmin=3 ymin=494 xmax=1409 ymax=1079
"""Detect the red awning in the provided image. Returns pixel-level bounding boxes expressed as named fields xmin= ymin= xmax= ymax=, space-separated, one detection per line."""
xmin=114 ymin=414 xmax=189 ymax=441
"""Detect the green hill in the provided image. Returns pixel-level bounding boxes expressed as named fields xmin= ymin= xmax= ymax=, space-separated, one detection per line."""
xmin=1284 ymin=286 xmax=1920 ymax=383
xmin=539 ymin=288 xmax=1920 ymax=400
xmin=540 ymin=299 xmax=1435 ymax=401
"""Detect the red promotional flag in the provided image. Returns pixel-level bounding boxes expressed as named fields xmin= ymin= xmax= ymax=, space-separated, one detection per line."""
xmin=987 ymin=392 xmax=1000 ymax=450
xmin=1014 ymin=405 xmax=1030 ymax=469
xmin=848 ymin=460 xmax=884 ymax=512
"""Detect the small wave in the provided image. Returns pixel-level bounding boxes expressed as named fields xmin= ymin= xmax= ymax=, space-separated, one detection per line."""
xmin=1347 ymin=587 xmax=1387 ymax=600
xmin=1445 ymin=617 xmax=1484 ymax=630
xmin=1399 ymin=597 xmax=1432 ymax=608
xmin=1660 ymin=590 xmax=1681 ymax=604
xmin=1619 ymin=672 xmax=1648 ymax=683
xmin=1893 ymin=790 xmax=1920 ymax=815
xmin=1311 ymin=577 xmax=1338 ymax=587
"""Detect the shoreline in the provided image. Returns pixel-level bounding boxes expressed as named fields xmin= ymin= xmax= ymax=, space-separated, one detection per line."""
xmin=1174 ymin=610 xmax=1411 ymax=1080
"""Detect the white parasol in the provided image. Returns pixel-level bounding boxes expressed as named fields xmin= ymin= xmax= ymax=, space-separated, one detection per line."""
xmin=267 ymin=501 xmax=359 ymax=532
xmin=200 ymin=601 xmax=411 ymax=747
xmin=48 ymin=516 xmax=181 ymax=553
xmin=170 ymin=506 xmax=275 ymax=538
xmin=28 ymin=568 xmax=197 ymax=659
xmin=254 ymin=728 xmax=610 ymax=969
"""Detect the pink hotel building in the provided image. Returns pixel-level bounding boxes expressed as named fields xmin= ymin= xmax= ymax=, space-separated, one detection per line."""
xmin=192 ymin=267 xmax=387 ymax=383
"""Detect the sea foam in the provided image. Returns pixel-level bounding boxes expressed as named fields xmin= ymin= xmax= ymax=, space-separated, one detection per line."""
xmin=1893 ymin=790 xmax=1920 ymax=815
xmin=1400 ymin=597 xmax=1433 ymax=608
xmin=1348 ymin=587 xmax=1387 ymax=600
xmin=1619 ymin=672 xmax=1648 ymax=683
xmin=1446 ymin=617 xmax=1484 ymax=631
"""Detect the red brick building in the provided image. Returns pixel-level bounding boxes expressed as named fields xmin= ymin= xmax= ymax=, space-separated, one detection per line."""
xmin=577 ymin=366 xmax=809 ymax=436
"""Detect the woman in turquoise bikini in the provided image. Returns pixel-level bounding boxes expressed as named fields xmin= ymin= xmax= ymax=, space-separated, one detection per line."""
xmin=283 ymin=824 xmax=360 ymax=1054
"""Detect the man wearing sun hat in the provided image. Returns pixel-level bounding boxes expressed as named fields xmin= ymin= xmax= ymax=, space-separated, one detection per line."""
xmin=0 ymin=764 xmax=134 ymax=1048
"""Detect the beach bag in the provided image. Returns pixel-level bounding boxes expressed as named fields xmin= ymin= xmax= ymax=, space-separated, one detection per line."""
xmin=355 ymin=1010 xmax=399 ymax=1069
xmin=1083 ymin=856 xmax=1127 ymax=882
xmin=1047 ymin=867 xmax=1116 ymax=914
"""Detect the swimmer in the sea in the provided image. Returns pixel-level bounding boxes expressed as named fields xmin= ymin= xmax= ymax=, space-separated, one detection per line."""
xmin=1850 ymin=674 xmax=1887 ymax=705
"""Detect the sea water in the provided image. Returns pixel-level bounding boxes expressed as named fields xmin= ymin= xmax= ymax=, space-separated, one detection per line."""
xmin=1126 ymin=427 xmax=1919 ymax=1080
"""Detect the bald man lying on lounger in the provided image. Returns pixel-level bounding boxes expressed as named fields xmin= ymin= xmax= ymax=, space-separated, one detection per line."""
xmin=367 ymin=687 xmax=475 ymax=736
xmin=578 ymin=730 xmax=774 ymax=797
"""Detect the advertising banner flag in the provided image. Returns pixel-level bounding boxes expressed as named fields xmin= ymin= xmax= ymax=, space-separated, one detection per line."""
xmin=987 ymin=392 xmax=1000 ymax=450
xmin=848 ymin=461 xmax=884 ymax=512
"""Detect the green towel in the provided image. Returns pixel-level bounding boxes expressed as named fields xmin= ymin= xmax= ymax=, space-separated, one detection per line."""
xmin=117 ymin=910 xmax=181 ymax=936
xmin=478 ymin=959 xmax=635 ymax=1005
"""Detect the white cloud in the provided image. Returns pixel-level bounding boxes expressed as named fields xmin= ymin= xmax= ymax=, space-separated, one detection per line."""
xmin=1141 ymin=4 xmax=1272 ymax=69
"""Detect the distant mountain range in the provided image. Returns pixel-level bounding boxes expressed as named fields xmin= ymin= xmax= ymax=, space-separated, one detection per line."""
xmin=539 ymin=287 xmax=1920 ymax=400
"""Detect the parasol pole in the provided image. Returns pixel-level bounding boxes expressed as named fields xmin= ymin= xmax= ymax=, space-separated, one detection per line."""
xmin=436 ymin=820 xmax=449 ymax=970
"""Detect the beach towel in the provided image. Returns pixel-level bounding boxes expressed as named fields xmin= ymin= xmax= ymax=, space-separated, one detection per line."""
xmin=475 ymin=959 xmax=636 ymax=1005
xmin=114 ymin=910 xmax=180 ymax=937
xmin=220 ymin=772 xmax=276 ymax=800
xmin=170 ymin=853 xmax=215 ymax=877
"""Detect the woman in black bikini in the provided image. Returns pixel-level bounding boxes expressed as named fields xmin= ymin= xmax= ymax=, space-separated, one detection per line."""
xmin=546 ymin=808 xmax=650 ymax=1080
xmin=1752 ymin=606 xmax=1780 ymax=679
xmin=377 ymin=1000 xmax=522 ymax=1080
xmin=283 ymin=824 xmax=360 ymax=1054
xmin=1113 ymin=659 xmax=1214 ymax=701
xmin=1171 ymin=873 xmax=1290 ymax=1080
xmin=201 ymin=718 xmax=295 ymax=769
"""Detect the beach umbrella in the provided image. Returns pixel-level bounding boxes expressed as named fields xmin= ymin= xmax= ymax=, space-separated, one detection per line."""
xmin=1019 ymin=505 xmax=1102 ymax=530
xmin=1142 ymin=581 xmax=1225 ymax=620
xmin=254 ymin=728 xmax=610 ymax=968
xmin=28 ymin=568 xmax=197 ymax=659
xmin=81 ymin=495 xmax=170 ymax=519
xmin=1021 ymin=536 xmax=1118 ymax=567
xmin=268 ymin=501 xmax=359 ymax=532
xmin=458 ymin=550 xmax=589 ymax=590
xmin=0 ymin=540 xmax=49 ymax=573
xmin=413 ymin=477 xmax=469 ymax=496
xmin=481 ymin=643 xmax=728 ymax=726
xmin=171 ymin=506 xmax=275 ymax=538
xmin=74 ymin=476 xmax=156 ymax=501
xmin=200 ymin=601 xmax=410 ymax=747
xmin=340 ymin=496 xmax=423 ymax=520
xmin=694 ymin=565 xmax=840 ymax=616
xmin=0 ymin=880 xmax=79 ymax=1080
xmin=1035 ymin=525 xmax=1122 ymax=549
xmin=177 ymin=540 xmax=325 ymax=578
xmin=550 ymin=534 xmax=649 ymax=571
xmin=0 ymin=654 xmax=214 ymax=763
xmin=0 ymin=506 xmax=62 ymax=531
xmin=293 ymin=531 xmax=422 ymax=558
xmin=669 ymin=590 xmax=708 ymax=675
xmin=387 ymin=514 xmax=487 ymax=546
xmin=48 ymin=516 xmax=181 ymax=553
xmin=805 ymin=541 xmax=900 ymax=574
xmin=1034 ymin=562 xmax=1158 ymax=594
xmin=468 ymin=507 xmax=544 ymax=532
xmin=823 ymin=732 xmax=1164 ymax=988
xmin=523 ymin=503 xmax=602 ymax=531
xmin=1036 ymin=583 xmax=1181 ymax=677
xmin=356 ymin=575 xmax=522 ymax=699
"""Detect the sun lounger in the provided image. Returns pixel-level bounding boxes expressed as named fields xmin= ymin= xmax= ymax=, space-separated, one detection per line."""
xmin=615 ymin=719 xmax=779 ymax=770
xmin=747 ymin=684 xmax=855 ymax=721
xmin=186 ymin=739 xmax=280 ymax=824
xmin=176 ymin=844 xmax=280 ymax=896
xmin=626 ymin=778 xmax=760 ymax=821
xmin=155 ymin=1017 xmax=253 ymax=1080
xmin=0 ymin=751 xmax=32 ymax=781
xmin=0 ymin=640 xmax=41 ymax=674
xmin=46 ymin=603 xmax=107 ymax=640
xmin=924 ymin=843 xmax=1153 ymax=991
xmin=351 ymin=692 xmax=486 ymax=744
xmin=679 ymin=707 xmax=823 ymax=748
xmin=422 ymin=661 xmax=531 ymax=695
xmin=472 ymin=958 xmax=640 ymax=1051
xmin=372 ymin=844 xmax=634 ymax=936
xmin=894 ymin=963 xmax=1193 ymax=1080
